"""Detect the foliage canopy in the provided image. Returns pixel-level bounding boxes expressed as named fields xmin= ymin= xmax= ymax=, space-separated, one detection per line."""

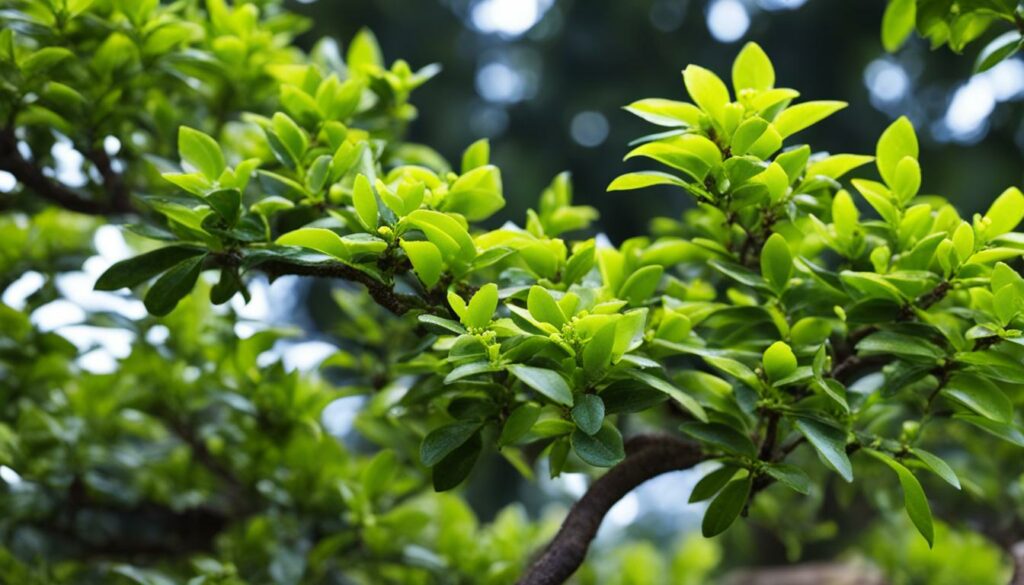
xmin=1 ymin=1 xmax=1023 ymax=584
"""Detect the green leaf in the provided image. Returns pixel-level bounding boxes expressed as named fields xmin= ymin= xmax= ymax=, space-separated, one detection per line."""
xmin=793 ymin=417 xmax=853 ymax=482
xmin=432 ymin=432 xmax=481 ymax=492
xmin=866 ymin=449 xmax=934 ymax=547
xmin=571 ymin=395 xmax=605 ymax=436
xmin=500 ymin=404 xmax=541 ymax=446
xmin=400 ymin=240 xmax=443 ymax=288
xmin=975 ymin=31 xmax=1022 ymax=73
xmin=954 ymin=415 xmax=1024 ymax=447
xmin=702 ymin=475 xmax=752 ymax=537
xmin=67 ymin=0 xmax=96 ymax=17
xmin=361 ymin=450 xmax=398 ymax=497
xmin=762 ymin=341 xmax=798 ymax=383
xmin=443 ymin=165 xmax=505 ymax=221
xmin=981 ymin=187 xmax=1024 ymax=240
xmin=508 ymin=364 xmax=574 ymax=406
xmin=772 ymin=101 xmax=847 ymax=139
xmin=856 ymin=331 xmax=945 ymax=363
xmin=690 ymin=465 xmax=739 ymax=503
xmin=281 ymin=84 xmax=321 ymax=126
xmin=276 ymin=228 xmax=350 ymax=260
xmin=618 ymin=265 xmax=663 ymax=305
xmin=760 ymin=233 xmax=792 ymax=293
xmin=805 ymin=154 xmax=874 ymax=181
xmin=205 ymin=188 xmax=241 ymax=226
xmin=406 ymin=209 xmax=476 ymax=261
xmin=683 ymin=64 xmax=730 ymax=125
xmin=680 ymin=422 xmax=756 ymax=458
xmin=623 ymin=98 xmax=703 ymax=127
xmin=527 ymin=286 xmax=567 ymax=328
xmin=730 ymin=117 xmax=769 ymax=156
xmin=20 ymin=47 xmax=74 ymax=76
xmin=911 ymin=448 xmax=961 ymax=490
xmin=703 ymin=355 xmax=761 ymax=390
xmin=891 ymin=156 xmax=921 ymax=203
xmin=628 ymin=370 xmax=708 ymax=422
xmin=95 ymin=246 xmax=205 ymax=291
xmin=732 ymin=42 xmax=774 ymax=93
xmin=143 ymin=255 xmax=206 ymax=317
xmin=764 ymin=463 xmax=811 ymax=494
xmin=347 ymin=27 xmax=384 ymax=72
xmin=178 ymin=127 xmax=225 ymax=181
xmin=571 ymin=425 xmax=625 ymax=467
xmin=754 ymin=161 xmax=790 ymax=203
xmin=881 ymin=0 xmax=916 ymax=53
xmin=461 ymin=138 xmax=490 ymax=172
xmin=582 ymin=321 xmax=617 ymax=374
xmin=624 ymin=135 xmax=722 ymax=182
xmin=607 ymin=171 xmax=689 ymax=192
xmin=942 ymin=373 xmax=1013 ymax=423
xmin=272 ymin=112 xmax=308 ymax=163
xmin=418 ymin=314 xmax=466 ymax=335
xmin=420 ymin=422 xmax=482 ymax=467
xmin=778 ymin=143 xmax=811 ymax=182
xmin=839 ymin=270 xmax=905 ymax=302
xmin=465 ymin=283 xmax=498 ymax=329
xmin=351 ymin=174 xmax=378 ymax=230
xmin=211 ymin=267 xmax=245 ymax=305
xmin=876 ymin=116 xmax=918 ymax=187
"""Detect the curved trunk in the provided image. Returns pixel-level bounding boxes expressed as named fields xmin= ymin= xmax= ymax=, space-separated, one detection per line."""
xmin=516 ymin=435 xmax=703 ymax=585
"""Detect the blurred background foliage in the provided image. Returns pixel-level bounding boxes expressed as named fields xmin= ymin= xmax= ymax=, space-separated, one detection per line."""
xmin=289 ymin=0 xmax=1024 ymax=244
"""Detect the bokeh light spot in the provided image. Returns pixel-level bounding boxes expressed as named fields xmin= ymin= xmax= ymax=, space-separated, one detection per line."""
xmin=707 ymin=0 xmax=750 ymax=43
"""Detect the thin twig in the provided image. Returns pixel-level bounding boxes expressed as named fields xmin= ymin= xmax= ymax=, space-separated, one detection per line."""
xmin=0 ymin=127 xmax=133 ymax=215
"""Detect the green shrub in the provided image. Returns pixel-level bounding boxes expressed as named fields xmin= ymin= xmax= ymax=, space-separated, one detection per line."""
xmin=1 ymin=1 xmax=1023 ymax=584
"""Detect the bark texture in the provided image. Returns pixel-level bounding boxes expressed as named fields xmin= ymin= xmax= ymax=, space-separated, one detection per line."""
xmin=516 ymin=435 xmax=703 ymax=585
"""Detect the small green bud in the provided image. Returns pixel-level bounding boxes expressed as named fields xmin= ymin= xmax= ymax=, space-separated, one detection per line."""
xmin=763 ymin=341 xmax=797 ymax=383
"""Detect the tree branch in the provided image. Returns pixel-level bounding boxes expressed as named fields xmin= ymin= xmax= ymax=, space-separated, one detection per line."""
xmin=256 ymin=259 xmax=424 ymax=315
xmin=517 ymin=435 xmax=703 ymax=585
xmin=0 ymin=127 xmax=133 ymax=215
xmin=86 ymin=143 xmax=131 ymax=212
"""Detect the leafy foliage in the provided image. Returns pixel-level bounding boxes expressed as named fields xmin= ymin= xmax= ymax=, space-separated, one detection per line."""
xmin=882 ymin=0 xmax=1024 ymax=72
xmin=1 ymin=0 xmax=1023 ymax=583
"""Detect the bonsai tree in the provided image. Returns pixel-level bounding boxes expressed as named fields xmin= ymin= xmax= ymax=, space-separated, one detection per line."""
xmin=1 ymin=0 xmax=1023 ymax=584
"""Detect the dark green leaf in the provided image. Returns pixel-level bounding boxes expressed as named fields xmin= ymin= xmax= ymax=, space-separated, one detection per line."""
xmin=628 ymin=370 xmax=708 ymax=422
xmin=500 ymin=404 xmax=541 ymax=446
xmin=508 ymin=364 xmax=574 ymax=406
xmin=793 ymin=417 xmax=853 ymax=482
xmin=690 ymin=465 xmax=739 ymax=503
xmin=571 ymin=425 xmax=625 ymax=467
xmin=680 ymin=422 xmax=756 ymax=458
xmin=764 ymin=463 xmax=811 ymax=494
xmin=432 ymin=432 xmax=481 ymax=491
xmin=143 ymin=255 xmax=206 ymax=316
xmin=942 ymin=373 xmax=1013 ymax=423
xmin=571 ymin=394 xmax=605 ymax=436
xmin=95 ymin=246 xmax=205 ymax=291
xmin=702 ymin=475 xmax=752 ymax=537
xmin=911 ymin=448 xmax=961 ymax=490
xmin=866 ymin=449 xmax=934 ymax=547
xmin=420 ymin=422 xmax=481 ymax=467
